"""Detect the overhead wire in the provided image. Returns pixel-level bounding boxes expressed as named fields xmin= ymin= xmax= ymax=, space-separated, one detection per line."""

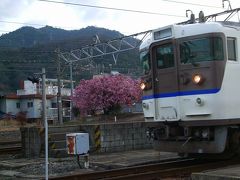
xmin=0 ymin=0 xmax=229 ymax=61
xmin=160 ymin=0 xmax=222 ymax=8
xmin=0 ymin=0 xmax=190 ymax=34
xmin=0 ymin=0 xmax=224 ymax=35
xmin=0 ymin=20 xmax=79 ymax=31
xmin=0 ymin=20 xmax=46 ymax=27
xmin=38 ymin=0 xmax=185 ymax=17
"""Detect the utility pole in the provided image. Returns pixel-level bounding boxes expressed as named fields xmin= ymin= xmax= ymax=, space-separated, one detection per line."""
xmin=28 ymin=68 xmax=48 ymax=179
xmin=69 ymin=60 xmax=74 ymax=121
xmin=42 ymin=68 xmax=48 ymax=180
xmin=56 ymin=49 xmax=63 ymax=125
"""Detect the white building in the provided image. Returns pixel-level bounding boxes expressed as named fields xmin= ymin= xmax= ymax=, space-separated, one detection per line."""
xmin=0 ymin=79 xmax=72 ymax=121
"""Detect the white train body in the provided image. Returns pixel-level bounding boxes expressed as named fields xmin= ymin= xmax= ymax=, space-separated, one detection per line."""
xmin=140 ymin=21 xmax=240 ymax=154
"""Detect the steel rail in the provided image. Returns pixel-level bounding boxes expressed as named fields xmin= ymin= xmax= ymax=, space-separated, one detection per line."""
xmin=0 ymin=146 xmax=22 ymax=154
xmin=50 ymin=158 xmax=240 ymax=180
xmin=101 ymin=159 xmax=240 ymax=180
xmin=0 ymin=140 xmax=21 ymax=145
xmin=0 ymin=140 xmax=22 ymax=154
xmin=50 ymin=158 xmax=195 ymax=180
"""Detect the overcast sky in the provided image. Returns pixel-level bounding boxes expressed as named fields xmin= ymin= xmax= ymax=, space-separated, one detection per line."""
xmin=0 ymin=0 xmax=239 ymax=36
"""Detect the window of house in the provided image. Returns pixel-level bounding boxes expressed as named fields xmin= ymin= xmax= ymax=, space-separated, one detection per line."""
xmin=27 ymin=102 xmax=33 ymax=108
xmin=227 ymin=37 xmax=237 ymax=61
xmin=16 ymin=102 xmax=20 ymax=109
xmin=51 ymin=103 xmax=57 ymax=108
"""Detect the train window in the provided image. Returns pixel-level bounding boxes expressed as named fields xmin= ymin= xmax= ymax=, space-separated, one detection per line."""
xmin=180 ymin=37 xmax=224 ymax=64
xmin=227 ymin=37 xmax=237 ymax=61
xmin=156 ymin=44 xmax=174 ymax=69
xmin=140 ymin=51 xmax=151 ymax=74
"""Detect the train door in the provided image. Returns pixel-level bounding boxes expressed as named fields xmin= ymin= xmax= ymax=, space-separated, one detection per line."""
xmin=150 ymin=40 xmax=180 ymax=121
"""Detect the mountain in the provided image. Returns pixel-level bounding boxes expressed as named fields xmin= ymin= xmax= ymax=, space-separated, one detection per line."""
xmin=0 ymin=26 xmax=122 ymax=49
xmin=0 ymin=26 xmax=141 ymax=93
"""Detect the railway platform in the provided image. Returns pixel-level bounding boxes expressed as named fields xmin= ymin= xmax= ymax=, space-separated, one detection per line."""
xmin=192 ymin=165 xmax=240 ymax=180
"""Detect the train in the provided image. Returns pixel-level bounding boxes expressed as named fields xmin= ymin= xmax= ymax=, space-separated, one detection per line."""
xmin=140 ymin=11 xmax=240 ymax=156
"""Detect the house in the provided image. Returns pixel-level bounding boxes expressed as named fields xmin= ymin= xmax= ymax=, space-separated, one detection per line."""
xmin=0 ymin=79 xmax=72 ymax=122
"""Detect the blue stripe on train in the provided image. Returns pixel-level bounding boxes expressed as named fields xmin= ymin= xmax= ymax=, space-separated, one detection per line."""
xmin=142 ymin=88 xmax=220 ymax=100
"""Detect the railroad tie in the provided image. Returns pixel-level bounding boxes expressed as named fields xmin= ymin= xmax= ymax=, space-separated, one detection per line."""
xmin=94 ymin=125 xmax=101 ymax=152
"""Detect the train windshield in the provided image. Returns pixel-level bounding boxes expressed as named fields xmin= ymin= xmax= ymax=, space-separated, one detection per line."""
xmin=140 ymin=50 xmax=150 ymax=74
xmin=180 ymin=37 xmax=224 ymax=64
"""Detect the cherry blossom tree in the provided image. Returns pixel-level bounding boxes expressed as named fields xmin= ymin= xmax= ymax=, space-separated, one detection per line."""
xmin=72 ymin=75 xmax=141 ymax=115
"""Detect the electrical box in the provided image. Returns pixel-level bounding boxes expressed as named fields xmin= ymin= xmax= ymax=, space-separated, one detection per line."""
xmin=66 ymin=133 xmax=89 ymax=155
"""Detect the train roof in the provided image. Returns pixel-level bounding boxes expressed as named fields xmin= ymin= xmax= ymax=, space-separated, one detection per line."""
xmin=156 ymin=21 xmax=240 ymax=39
xmin=140 ymin=21 xmax=240 ymax=51
xmin=218 ymin=21 xmax=240 ymax=27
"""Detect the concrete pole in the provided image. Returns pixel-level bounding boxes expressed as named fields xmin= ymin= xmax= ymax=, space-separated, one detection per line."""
xmin=57 ymin=49 xmax=63 ymax=125
xmin=69 ymin=61 xmax=74 ymax=121
xmin=42 ymin=68 xmax=48 ymax=180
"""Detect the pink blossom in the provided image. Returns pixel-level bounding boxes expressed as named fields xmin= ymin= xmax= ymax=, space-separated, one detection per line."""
xmin=72 ymin=75 xmax=142 ymax=115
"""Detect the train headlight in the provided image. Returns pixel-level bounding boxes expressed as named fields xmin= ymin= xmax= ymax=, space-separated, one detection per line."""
xmin=192 ymin=74 xmax=205 ymax=85
xmin=140 ymin=82 xmax=146 ymax=90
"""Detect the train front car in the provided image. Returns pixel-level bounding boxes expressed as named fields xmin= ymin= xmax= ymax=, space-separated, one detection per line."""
xmin=141 ymin=21 xmax=240 ymax=155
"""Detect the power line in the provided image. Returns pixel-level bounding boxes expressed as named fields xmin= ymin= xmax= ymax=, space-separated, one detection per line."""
xmin=0 ymin=20 xmax=79 ymax=33
xmin=160 ymin=0 xmax=222 ymax=9
xmin=38 ymin=0 xmax=185 ymax=17
xmin=0 ymin=0 xmax=224 ymax=35
xmin=0 ymin=0 xmax=222 ymax=35
xmin=0 ymin=20 xmax=46 ymax=27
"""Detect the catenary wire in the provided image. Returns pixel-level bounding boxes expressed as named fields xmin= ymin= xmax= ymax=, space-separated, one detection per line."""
xmin=0 ymin=0 xmax=228 ymax=35
xmin=160 ymin=0 xmax=222 ymax=8
xmin=38 ymin=0 xmax=185 ymax=17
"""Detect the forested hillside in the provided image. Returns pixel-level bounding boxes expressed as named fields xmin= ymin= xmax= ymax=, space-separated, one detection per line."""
xmin=0 ymin=26 xmax=141 ymax=93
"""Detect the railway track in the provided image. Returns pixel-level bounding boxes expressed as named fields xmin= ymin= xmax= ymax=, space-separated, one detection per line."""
xmin=50 ymin=158 xmax=240 ymax=180
xmin=0 ymin=140 xmax=22 ymax=154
